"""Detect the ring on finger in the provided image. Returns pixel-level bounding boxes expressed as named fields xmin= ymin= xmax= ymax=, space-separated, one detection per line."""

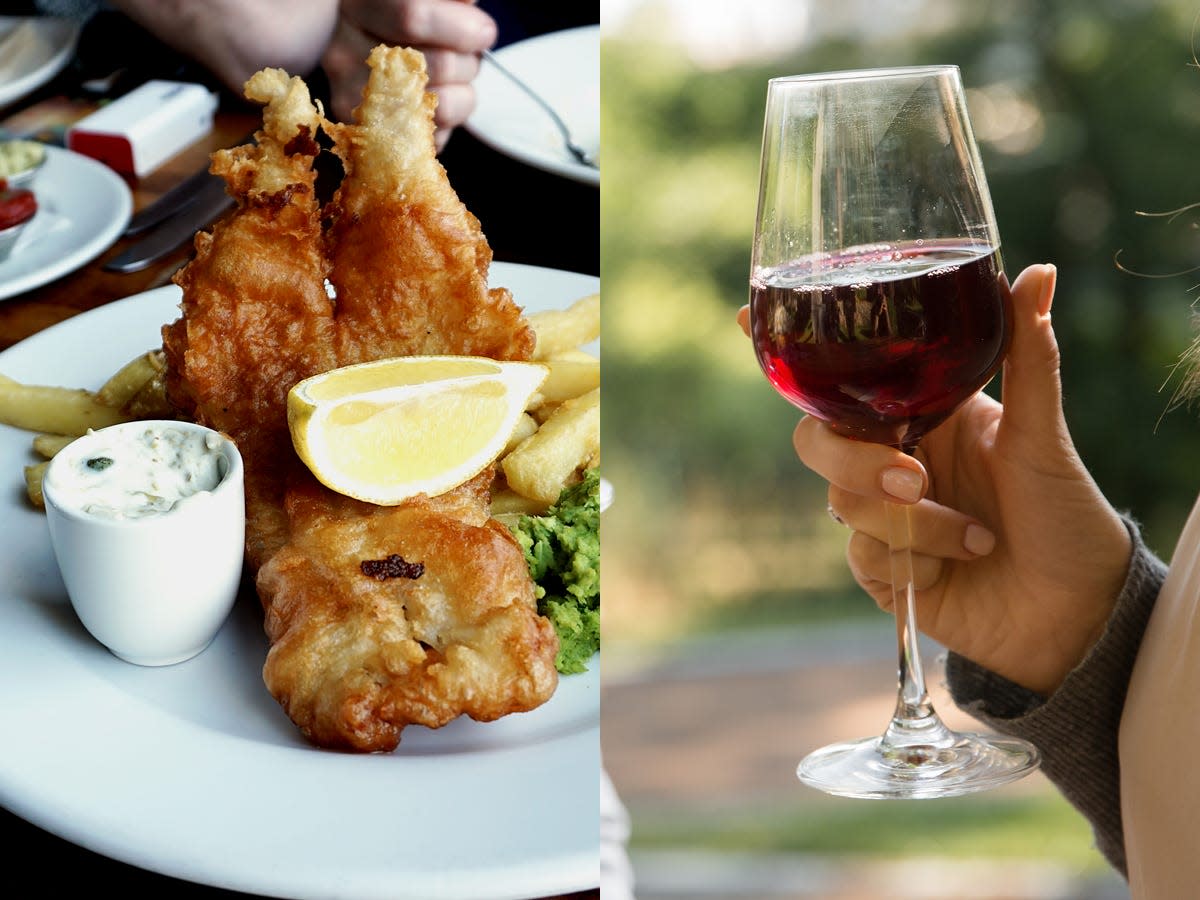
xmin=827 ymin=503 xmax=847 ymax=527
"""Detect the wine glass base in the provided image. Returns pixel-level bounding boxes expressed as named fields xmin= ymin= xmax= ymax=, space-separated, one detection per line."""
xmin=797 ymin=731 xmax=1040 ymax=800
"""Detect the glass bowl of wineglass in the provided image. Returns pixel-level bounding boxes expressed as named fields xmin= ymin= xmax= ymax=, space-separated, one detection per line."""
xmin=748 ymin=64 xmax=1040 ymax=799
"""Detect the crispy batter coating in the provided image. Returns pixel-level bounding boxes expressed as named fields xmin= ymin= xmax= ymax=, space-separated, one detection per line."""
xmin=162 ymin=68 xmax=336 ymax=564
xmin=323 ymin=47 xmax=536 ymax=365
xmin=258 ymin=471 xmax=558 ymax=751
xmin=162 ymin=51 xmax=558 ymax=752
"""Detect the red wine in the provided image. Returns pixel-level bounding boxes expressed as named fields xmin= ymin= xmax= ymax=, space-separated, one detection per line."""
xmin=750 ymin=240 xmax=1012 ymax=449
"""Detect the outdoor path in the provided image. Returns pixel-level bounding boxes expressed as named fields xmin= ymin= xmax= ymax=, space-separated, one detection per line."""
xmin=601 ymin=622 xmax=1131 ymax=900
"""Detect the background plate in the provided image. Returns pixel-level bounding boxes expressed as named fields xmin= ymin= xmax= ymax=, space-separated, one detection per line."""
xmin=0 ymin=145 xmax=132 ymax=300
xmin=0 ymin=17 xmax=80 ymax=111
xmin=468 ymin=26 xmax=599 ymax=187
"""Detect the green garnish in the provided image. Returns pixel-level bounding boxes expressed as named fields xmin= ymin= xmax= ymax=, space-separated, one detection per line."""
xmin=510 ymin=470 xmax=600 ymax=674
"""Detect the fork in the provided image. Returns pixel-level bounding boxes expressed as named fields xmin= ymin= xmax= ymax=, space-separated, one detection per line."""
xmin=480 ymin=49 xmax=598 ymax=170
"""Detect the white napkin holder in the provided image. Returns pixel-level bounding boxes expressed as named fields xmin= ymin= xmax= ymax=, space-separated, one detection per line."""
xmin=66 ymin=80 xmax=217 ymax=177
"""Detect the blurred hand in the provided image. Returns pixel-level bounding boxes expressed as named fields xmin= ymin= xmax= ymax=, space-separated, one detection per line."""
xmin=738 ymin=265 xmax=1132 ymax=696
xmin=110 ymin=0 xmax=338 ymax=94
xmin=322 ymin=0 xmax=497 ymax=149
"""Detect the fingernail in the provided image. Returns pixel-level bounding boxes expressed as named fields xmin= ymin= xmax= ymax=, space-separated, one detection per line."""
xmin=881 ymin=467 xmax=923 ymax=503
xmin=964 ymin=523 xmax=996 ymax=556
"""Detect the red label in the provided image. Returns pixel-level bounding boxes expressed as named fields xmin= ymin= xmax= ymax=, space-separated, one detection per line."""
xmin=66 ymin=132 xmax=135 ymax=174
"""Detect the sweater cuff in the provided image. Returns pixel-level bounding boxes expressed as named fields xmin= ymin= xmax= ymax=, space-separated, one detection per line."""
xmin=946 ymin=514 xmax=1164 ymax=719
xmin=945 ymin=513 xmax=1165 ymax=876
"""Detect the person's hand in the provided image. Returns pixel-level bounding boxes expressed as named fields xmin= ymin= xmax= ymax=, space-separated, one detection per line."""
xmin=110 ymin=0 xmax=339 ymax=97
xmin=322 ymin=0 xmax=497 ymax=149
xmin=738 ymin=265 xmax=1133 ymax=696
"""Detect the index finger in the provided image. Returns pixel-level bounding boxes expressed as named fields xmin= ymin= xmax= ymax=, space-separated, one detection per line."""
xmin=351 ymin=0 xmax=497 ymax=52
xmin=736 ymin=304 xmax=750 ymax=337
xmin=792 ymin=415 xmax=927 ymax=504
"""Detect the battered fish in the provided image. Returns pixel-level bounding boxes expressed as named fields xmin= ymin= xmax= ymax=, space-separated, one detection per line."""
xmin=323 ymin=47 xmax=535 ymax=365
xmin=163 ymin=49 xmax=558 ymax=752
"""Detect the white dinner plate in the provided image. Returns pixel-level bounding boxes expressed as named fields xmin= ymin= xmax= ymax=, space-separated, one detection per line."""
xmin=0 ymin=262 xmax=601 ymax=899
xmin=0 ymin=145 xmax=132 ymax=300
xmin=0 ymin=17 xmax=80 ymax=111
xmin=468 ymin=26 xmax=599 ymax=186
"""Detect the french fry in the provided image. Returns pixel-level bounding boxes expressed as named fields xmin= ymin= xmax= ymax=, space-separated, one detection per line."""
xmin=548 ymin=348 xmax=596 ymax=364
xmin=121 ymin=368 xmax=173 ymax=419
xmin=504 ymin=412 xmax=539 ymax=455
xmin=32 ymin=433 xmax=75 ymax=459
xmin=529 ymin=400 xmax=559 ymax=425
xmin=528 ymin=292 xmax=599 ymax=360
xmin=23 ymin=461 xmax=47 ymax=509
xmin=502 ymin=388 xmax=600 ymax=504
xmin=491 ymin=486 xmax=550 ymax=518
xmin=530 ymin=358 xmax=600 ymax=407
xmin=0 ymin=380 xmax=130 ymax=436
xmin=95 ymin=351 xmax=161 ymax=409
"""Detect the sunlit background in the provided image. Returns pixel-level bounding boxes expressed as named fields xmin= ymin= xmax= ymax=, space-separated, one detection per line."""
xmin=600 ymin=0 xmax=1200 ymax=897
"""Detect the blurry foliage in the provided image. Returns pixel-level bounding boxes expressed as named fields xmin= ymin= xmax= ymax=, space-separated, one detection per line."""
xmin=631 ymin=792 xmax=1107 ymax=868
xmin=603 ymin=0 xmax=1200 ymax=642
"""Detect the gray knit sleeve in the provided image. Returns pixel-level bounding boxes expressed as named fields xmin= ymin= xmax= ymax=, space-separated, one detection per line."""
xmin=944 ymin=516 xmax=1165 ymax=877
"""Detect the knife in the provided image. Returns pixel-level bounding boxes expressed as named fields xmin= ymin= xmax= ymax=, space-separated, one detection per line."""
xmin=121 ymin=166 xmax=220 ymax=238
xmin=104 ymin=175 xmax=233 ymax=273
xmin=119 ymin=131 xmax=255 ymax=238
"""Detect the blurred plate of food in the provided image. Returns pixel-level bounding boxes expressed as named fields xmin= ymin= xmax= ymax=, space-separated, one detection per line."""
xmin=0 ymin=144 xmax=132 ymax=300
xmin=0 ymin=17 xmax=80 ymax=111
xmin=0 ymin=262 xmax=601 ymax=899
xmin=467 ymin=25 xmax=599 ymax=186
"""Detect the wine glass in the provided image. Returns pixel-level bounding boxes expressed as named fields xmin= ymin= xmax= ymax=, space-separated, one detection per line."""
xmin=748 ymin=65 xmax=1040 ymax=798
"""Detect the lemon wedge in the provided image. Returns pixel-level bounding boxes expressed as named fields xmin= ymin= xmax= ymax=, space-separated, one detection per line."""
xmin=287 ymin=356 xmax=548 ymax=505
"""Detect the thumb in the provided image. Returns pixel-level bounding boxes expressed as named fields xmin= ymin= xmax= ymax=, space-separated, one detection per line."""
xmin=999 ymin=263 xmax=1067 ymax=443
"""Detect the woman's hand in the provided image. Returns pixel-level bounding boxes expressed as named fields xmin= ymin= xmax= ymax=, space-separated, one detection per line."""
xmin=740 ymin=265 xmax=1132 ymax=695
xmin=322 ymin=0 xmax=497 ymax=148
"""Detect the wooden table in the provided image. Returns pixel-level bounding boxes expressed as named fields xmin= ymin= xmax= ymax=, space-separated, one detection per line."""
xmin=0 ymin=110 xmax=255 ymax=351
xmin=0 ymin=85 xmax=599 ymax=900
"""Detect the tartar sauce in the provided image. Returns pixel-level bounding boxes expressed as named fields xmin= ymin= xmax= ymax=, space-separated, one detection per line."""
xmin=52 ymin=424 xmax=228 ymax=519
xmin=0 ymin=140 xmax=45 ymax=180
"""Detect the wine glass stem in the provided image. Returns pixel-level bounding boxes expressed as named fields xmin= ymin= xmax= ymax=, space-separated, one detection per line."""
xmin=882 ymin=500 xmax=955 ymax=751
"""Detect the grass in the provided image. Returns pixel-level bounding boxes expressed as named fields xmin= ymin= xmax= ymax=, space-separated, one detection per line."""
xmin=629 ymin=793 xmax=1108 ymax=870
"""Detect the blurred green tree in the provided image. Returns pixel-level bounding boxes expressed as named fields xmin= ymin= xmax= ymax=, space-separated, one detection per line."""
xmin=603 ymin=0 xmax=1200 ymax=644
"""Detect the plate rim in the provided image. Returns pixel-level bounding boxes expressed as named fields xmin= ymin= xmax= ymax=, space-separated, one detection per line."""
xmin=466 ymin=24 xmax=599 ymax=187
xmin=0 ymin=17 xmax=80 ymax=109
xmin=0 ymin=144 xmax=133 ymax=300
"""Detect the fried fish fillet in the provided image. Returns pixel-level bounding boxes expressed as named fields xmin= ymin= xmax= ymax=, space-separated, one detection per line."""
xmin=323 ymin=46 xmax=535 ymax=364
xmin=163 ymin=69 xmax=336 ymax=567
xmin=163 ymin=50 xmax=558 ymax=752
xmin=256 ymin=471 xmax=557 ymax=749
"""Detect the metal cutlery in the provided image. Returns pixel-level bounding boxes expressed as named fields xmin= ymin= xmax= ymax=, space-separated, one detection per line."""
xmin=105 ymin=131 xmax=255 ymax=272
xmin=103 ymin=174 xmax=232 ymax=273
xmin=480 ymin=49 xmax=597 ymax=170
xmin=120 ymin=166 xmax=223 ymax=238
